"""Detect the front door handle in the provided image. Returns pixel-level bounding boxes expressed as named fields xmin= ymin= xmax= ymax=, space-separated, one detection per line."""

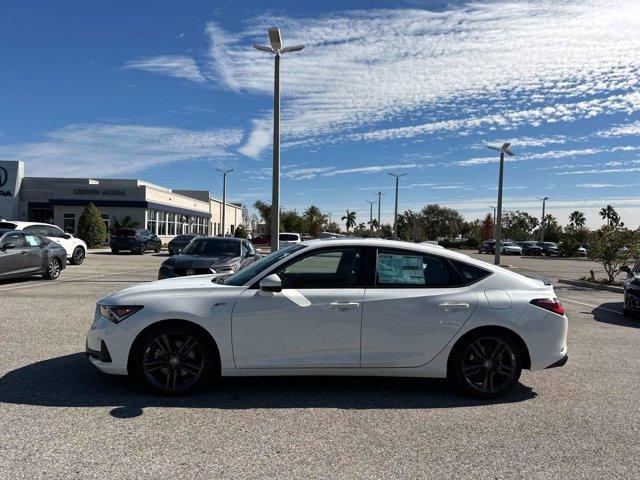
xmin=329 ymin=301 xmax=360 ymax=310
xmin=439 ymin=302 xmax=470 ymax=312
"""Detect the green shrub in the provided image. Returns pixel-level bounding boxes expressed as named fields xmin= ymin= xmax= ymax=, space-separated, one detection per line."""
xmin=234 ymin=224 xmax=248 ymax=239
xmin=559 ymin=238 xmax=580 ymax=257
xmin=77 ymin=202 xmax=107 ymax=248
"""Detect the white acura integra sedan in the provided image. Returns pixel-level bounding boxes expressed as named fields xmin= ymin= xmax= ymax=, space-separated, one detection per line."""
xmin=86 ymin=239 xmax=568 ymax=398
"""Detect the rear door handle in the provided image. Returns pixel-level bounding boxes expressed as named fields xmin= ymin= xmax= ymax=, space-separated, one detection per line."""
xmin=329 ymin=301 xmax=360 ymax=310
xmin=439 ymin=302 xmax=470 ymax=312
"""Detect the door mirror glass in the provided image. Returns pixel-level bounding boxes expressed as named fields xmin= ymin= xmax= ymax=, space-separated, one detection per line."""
xmin=1 ymin=242 xmax=16 ymax=251
xmin=260 ymin=274 xmax=282 ymax=293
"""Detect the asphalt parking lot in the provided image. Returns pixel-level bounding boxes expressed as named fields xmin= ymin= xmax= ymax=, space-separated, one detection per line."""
xmin=1 ymin=250 xmax=639 ymax=479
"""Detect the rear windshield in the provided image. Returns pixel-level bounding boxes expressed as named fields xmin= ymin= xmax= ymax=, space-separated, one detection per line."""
xmin=0 ymin=222 xmax=17 ymax=230
xmin=280 ymin=234 xmax=299 ymax=241
xmin=181 ymin=238 xmax=240 ymax=257
xmin=116 ymin=229 xmax=136 ymax=236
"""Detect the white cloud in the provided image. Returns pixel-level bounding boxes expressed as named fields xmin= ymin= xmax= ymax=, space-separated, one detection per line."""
xmin=201 ymin=1 xmax=640 ymax=155
xmin=124 ymin=55 xmax=206 ymax=83
xmin=597 ymin=119 xmax=640 ymax=137
xmin=0 ymin=123 xmax=243 ymax=177
xmin=237 ymin=119 xmax=271 ymax=159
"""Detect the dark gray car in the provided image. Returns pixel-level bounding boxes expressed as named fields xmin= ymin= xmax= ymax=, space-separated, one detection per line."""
xmin=158 ymin=237 xmax=260 ymax=279
xmin=0 ymin=229 xmax=67 ymax=281
xmin=168 ymin=234 xmax=202 ymax=256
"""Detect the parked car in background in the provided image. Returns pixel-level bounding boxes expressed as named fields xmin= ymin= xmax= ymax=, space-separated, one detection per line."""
xmin=279 ymin=232 xmax=302 ymax=247
xmin=110 ymin=229 xmax=162 ymax=255
xmin=0 ymin=229 xmax=66 ymax=280
xmin=538 ymin=242 xmax=559 ymax=257
xmin=517 ymin=241 xmax=544 ymax=256
xmin=420 ymin=240 xmax=444 ymax=248
xmin=478 ymin=240 xmax=495 ymax=254
xmin=0 ymin=221 xmax=87 ymax=265
xmin=250 ymin=234 xmax=271 ymax=246
xmin=577 ymin=245 xmax=587 ymax=257
xmin=319 ymin=232 xmax=343 ymax=239
xmin=621 ymin=260 xmax=640 ymax=317
xmin=500 ymin=242 xmax=522 ymax=255
xmin=88 ymin=238 xmax=568 ymax=398
xmin=159 ymin=237 xmax=260 ymax=280
xmin=168 ymin=234 xmax=202 ymax=256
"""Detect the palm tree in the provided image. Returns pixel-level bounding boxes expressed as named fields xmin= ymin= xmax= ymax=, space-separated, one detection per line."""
xmin=599 ymin=205 xmax=622 ymax=226
xmin=303 ymin=205 xmax=325 ymax=238
xmin=569 ymin=210 xmax=586 ymax=228
xmin=341 ymin=210 xmax=356 ymax=235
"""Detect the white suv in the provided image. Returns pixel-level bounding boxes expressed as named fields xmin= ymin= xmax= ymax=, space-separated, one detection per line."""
xmin=0 ymin=221 xmax=87 ymax=265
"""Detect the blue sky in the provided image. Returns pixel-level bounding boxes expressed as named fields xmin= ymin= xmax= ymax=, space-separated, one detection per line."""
xmin=1 ymin=0 xmax=639 ymax=227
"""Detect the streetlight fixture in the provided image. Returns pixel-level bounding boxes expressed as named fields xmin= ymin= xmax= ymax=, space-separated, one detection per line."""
xmin=388 ymin=172 xmax=406 ymax=237
xmin=538 ymin=196 xmax=550 ymax=242
xmin=366 ymin=200 xmax=376 ymax=237
xmin=216 ymin=168 xmax=234 ymax=236
xmin=375 ymin=191 xmax=385 ymax=238
xmin=487 ymin=142 xmax=515 ymax=266
xmin=253 ymin=27 xmax=305 ymax=252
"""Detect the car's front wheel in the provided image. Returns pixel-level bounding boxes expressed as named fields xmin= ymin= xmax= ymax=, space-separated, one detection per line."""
xmin=44 ymin=257 xmax=62 ymax=280
xmin=138 ymin=244 xmax=146 ymax=255
xmin=449 ymin=330 xmax=523 ymax=398
xmin=130 ymin=324 xmax=217 ymax=395
xmin=70 ymin=246 xmax=85 ymax=265
xmin=154 ymin=243 xmax=162 ymax=253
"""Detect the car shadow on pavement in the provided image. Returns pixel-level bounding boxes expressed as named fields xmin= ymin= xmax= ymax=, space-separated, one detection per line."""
xmin=0 ymin=353 xmax=536 ymax=419
xmin=592 ymin=302 xmax=640 ymax=328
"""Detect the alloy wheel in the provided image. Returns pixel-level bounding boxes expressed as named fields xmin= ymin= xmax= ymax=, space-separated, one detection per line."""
xmin=461 ymin=337 xmax=517 ymax=394
xmin=142 ymin=332 xmax=205 ymax=392
xmin=73 ymin=248 xmax=85 ymax=264
xmin=48 ymin=258 xmax=61 ymax=279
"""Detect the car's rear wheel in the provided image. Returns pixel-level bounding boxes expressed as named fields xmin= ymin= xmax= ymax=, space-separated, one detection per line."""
xmin=44 ymin=257 xmax=62 ymax=280
xmin=70 ymin=246 xmax=85 ymax=265
xmin=131 ymin=325 xmax=216 ymax=395
xmin=111 ymin=248 xmax=119 ymax=254
xmin=154 ymin=244 xmax=162 ymax=253
xmin=450 ymin=330 xmax=522 ymax=398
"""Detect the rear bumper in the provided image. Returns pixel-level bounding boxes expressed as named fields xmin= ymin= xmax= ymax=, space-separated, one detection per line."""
xmin=545 ymin=353 xmax=568 ymax=369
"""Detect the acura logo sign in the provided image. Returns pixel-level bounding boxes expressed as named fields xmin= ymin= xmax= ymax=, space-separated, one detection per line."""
xmin=0 ymin=167 xmax=7 ymax=187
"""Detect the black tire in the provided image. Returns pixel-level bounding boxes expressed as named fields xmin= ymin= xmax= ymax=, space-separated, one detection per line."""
xmin=111 ymin=248 xmax=119 ymax=254
xmin=44 ymin=257 xmax=62 ymax=280
xmin=70 ymin=246 xmax=85 ymax=265
xmin=154 ymin=243 xmax=162 ymax=253
xmin=138 ymin=243 xmax=146 ymax=255
xmin=130 ymin=324 xmax=217 ymax=395
xmin=449 ymin=329 xmax=523 ymax=399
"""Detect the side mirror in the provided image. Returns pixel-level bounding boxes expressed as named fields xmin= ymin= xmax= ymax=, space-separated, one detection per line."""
xmin=620 ymin=265 xmax=631 ymax=275
xmin=259 ymin=274 xmax=282 ymax=293
xmin=63 ymin=233 xmax=72 ymax=239
xmin=1 ymin=242 xmax=16 ymax=251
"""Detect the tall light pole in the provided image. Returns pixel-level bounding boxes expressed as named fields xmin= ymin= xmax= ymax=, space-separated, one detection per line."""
xmin=538 ymin=196 xmax=550 ymax=242
xmin=216 ymin=168 xmax=234 ymax=236
xmin=366 ymin=200 xmax=376 ymax=237
xmin=489 ymin=205 xmax=496 ymax=239
xmin=388 ymin=172 xmax=406 ymax=237
xmin=253 ymin=28 xmax=305 ymax=252
xmin=327 ymin=212 xmax=332 ymax=232
xmin=375 ymin=192 xmax=385 ymax=238
xmin=487 ymin=143 xmax=515 ymax=266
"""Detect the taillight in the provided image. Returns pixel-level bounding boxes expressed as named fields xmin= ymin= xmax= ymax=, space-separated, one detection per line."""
xmin=530 ymin=298 xmax=565 ymax=316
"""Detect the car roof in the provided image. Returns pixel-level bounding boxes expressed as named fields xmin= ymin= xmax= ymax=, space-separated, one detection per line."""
xmin=0 ymin=221 xmax=61 ymax=230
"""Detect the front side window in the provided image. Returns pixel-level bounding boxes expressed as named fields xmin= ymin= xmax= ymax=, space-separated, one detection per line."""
xmin=376 ymin=249 xmax=452 ymax=287
xmin=224 ymin=244 xmax=306 ymax=286
xmin=277 ymin=248 xmax=363 ymax=288
xmin=1 ymin=232 xmax=26 ymax=248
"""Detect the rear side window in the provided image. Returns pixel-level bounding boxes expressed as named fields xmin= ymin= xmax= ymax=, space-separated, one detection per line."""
xmin=24 ymin=234 xmax=43 ymax=246
xmin=450 ymin=260 xmax=491 ymax=284
xmin=0 ymin=222 xmax=17 ymax=229
xmin=376 ymin=249 xmax=452 ymax=287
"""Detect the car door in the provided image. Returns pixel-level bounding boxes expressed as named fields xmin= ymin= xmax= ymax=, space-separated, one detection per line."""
xmin=0 ymin=232 xmax=30 ymax=276
xmin=361 ymin=248 xmax=480 ymax=367
xmin=232 ymin=247 xmax=368 ymax=368
xmin=22 ymin=234 xmax=46 ymax=271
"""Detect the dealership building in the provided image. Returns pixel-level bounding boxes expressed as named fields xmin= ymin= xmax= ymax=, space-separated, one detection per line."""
xmin=0 ymin=161 xmax=243 ymax=240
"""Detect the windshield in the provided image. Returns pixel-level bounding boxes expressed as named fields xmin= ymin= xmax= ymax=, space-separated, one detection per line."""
xmin=279 ymin=233 xmax=299 ymax=241
xmin=181 ymin=238 xmax=240 ymax=257
xmin=174 ymin=234 xmax=196 ymax=241
xmin=116 ymin=229 xmax=136 ymax=236
xmin=224 ymin=244 xmax=306 ymax=286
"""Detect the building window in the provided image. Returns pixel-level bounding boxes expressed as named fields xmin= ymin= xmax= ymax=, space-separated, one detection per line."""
xmin=146 ymin=210 xmax=156 ymax=233
xmin=167 ymin=213 xmax=175 ymax=235
xmin=63 ymin=213 xmax=76 ymax=234
xmin=157 ymin=211 xmax=166 ymax=235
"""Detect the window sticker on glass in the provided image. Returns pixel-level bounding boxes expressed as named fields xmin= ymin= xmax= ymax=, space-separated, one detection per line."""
xmin=25 ymin=235 xmax=40 ymax=246
xmin=378 ymin=253 xmax=424 ymax=285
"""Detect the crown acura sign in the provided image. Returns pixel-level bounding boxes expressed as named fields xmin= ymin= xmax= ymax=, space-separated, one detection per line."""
xmin=0 ymin=167 xmax=8 ymax=188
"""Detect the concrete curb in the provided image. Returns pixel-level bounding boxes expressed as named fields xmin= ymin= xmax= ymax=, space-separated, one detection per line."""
xmin=558 ymin=279 xmax=624 ymax=293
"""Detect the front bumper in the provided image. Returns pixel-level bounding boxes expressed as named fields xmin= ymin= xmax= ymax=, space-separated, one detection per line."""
xmin=86 ymin=314 xmax=135 ymax=375
xmin=546 ymin=354 xmax=568 ymax=369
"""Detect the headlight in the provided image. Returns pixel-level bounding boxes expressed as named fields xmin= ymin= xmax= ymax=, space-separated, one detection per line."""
xmin=99 ymin=305 xmax=143 ymax=324
xmin=211 ymin=264 xmax=237 ymax=274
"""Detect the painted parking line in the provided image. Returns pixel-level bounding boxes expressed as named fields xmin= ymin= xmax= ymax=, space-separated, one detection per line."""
xmin=0 ymin=266 xmax=158 ymax=292
xmin=559 ymin=297 xmax=623 ymax=316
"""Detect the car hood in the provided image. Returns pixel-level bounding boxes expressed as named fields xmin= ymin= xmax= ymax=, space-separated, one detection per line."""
xmin=100 ymin=274 xmax=243 ymax=304
xmin=168 ymin=254 xmax=240 ymax=268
